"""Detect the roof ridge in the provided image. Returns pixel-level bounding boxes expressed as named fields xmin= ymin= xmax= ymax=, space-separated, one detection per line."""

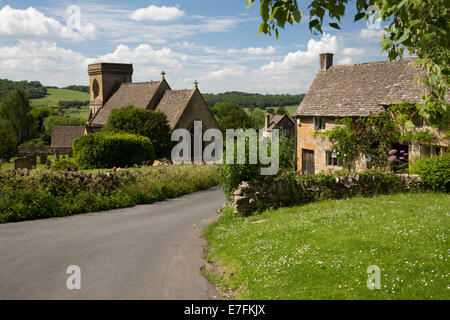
xmin=328 ymin=57 xmax=417 ymax=69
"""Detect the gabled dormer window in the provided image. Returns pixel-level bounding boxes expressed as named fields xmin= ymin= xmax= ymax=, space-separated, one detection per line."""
xmin=313 ymin=117 xmax=326 ymax=131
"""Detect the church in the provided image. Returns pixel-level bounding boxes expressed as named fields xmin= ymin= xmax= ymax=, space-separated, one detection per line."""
xmin=84 ymin=62 xmax=219 ymax=135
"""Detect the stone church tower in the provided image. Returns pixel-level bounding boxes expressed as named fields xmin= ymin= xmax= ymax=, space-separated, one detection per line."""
xmin=87 ymin=63 xmax=133 ymax=122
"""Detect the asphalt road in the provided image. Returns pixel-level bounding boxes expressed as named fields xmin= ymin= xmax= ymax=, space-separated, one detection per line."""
xmin=0 ymin=187 xmax=225 ymax=300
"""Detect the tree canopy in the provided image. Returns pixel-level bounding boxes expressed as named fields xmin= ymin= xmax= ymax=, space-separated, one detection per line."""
xmin=211 ymin=102 xmax=256 ymax=131
xmin=102 ymin=106 xmax=172 ymax=159
xmin=247 ymin=0 xmax=449 ymax=128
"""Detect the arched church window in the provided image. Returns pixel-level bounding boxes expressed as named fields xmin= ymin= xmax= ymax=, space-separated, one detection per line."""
xmin=93 ymin=79 xmax=100 ymax=99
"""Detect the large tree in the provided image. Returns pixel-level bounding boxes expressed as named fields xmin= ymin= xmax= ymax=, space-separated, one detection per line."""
xmin=247 ymin=0 xmax=449 ymax=128
xmin=0 ymin=88 xmax=36 ymax=143
xmin=211 ymin=102 xmax=256 ymax=131
xmin=0 ymin=120 xmax=18 ymax=162
xmin=102 ymin=106 xmax=172 ymax=159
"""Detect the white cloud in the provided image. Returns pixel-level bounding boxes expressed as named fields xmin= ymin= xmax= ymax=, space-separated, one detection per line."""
xmin=227 ymin=46 xmax=277 ymax=56
xmin=129 ymin=5 xmax=184 ymax=22
xmin=0 ymin=5 xmax=97 ymax=41
xmin=0 ymin=41 xmax=90 ymax=85
xmin=359 ymin=28 xmax=386 ymax=39
xmin=206 ymin=66 xmax=248 ymax=80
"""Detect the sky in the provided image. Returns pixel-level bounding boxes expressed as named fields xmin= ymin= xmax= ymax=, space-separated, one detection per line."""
xmin=0 ymin=0 xmax=390 ymax=94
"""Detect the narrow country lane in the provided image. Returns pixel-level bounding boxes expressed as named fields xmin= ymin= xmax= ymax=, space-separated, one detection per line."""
xmin=0 ymin=187 xmax=225 ymax=299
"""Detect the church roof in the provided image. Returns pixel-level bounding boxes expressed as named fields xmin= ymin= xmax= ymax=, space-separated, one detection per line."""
xmin=156 ymin=89 xmax=195 ymax=129
xmin=91 ymin=81 xmax=162 ymax=125
xmin=51 ymin=126 xmax=85 ymax=148
xmin=295 ymin=58 xmax=427 ymax=117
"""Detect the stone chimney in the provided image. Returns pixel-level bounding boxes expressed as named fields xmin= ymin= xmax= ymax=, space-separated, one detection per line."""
xmin=319 ymin=53 xmax=333 ymax=70
xmin=265 ymin=113 xmax=270 ymax=129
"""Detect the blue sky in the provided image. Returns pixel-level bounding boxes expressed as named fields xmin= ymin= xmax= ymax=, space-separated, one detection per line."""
xmin=0 ymin=0 xmax=388 ymax=93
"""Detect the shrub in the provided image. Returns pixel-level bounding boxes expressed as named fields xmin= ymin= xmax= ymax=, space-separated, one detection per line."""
xmin=218 ymin=135 xmax=295 ymax=196
xmin=73 ymin=132 xmax=155 ymax=169
xmin=51 ymin=159 xmax=79 ymax=171
xmin=410 ymin=153 xmax=450 ymax=192
xmin=102 ymin=106 xmax=172 ymax=159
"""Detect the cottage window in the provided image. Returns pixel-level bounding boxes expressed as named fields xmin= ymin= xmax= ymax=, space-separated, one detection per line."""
xmin=314 ymin=117 xmax=326 ymax=131
xmin=326 ymin=151 xmax=339 ymax=166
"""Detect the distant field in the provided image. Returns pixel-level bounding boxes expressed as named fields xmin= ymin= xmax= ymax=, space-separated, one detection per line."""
xmin=30 ymin=88 xmax=90 ymax=107
xmin=244 ymin=105 xmax=298 ymax=116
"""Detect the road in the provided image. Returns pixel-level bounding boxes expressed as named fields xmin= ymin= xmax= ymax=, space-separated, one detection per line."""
xmin=0 ymin=187 xmax=225 ymax=299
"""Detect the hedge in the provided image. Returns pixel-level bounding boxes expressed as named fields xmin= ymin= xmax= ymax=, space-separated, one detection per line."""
xmin=73 ymin=132 xmax=155 ymax=169
xmin=0 ymin=165 xmax=218 ymax=223
xmin=410 ymin=153 xmax=450 ymax=192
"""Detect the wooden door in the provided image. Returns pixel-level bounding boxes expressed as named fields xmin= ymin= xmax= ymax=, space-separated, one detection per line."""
xmin=302 ymin=149 xmax=315 ymax=175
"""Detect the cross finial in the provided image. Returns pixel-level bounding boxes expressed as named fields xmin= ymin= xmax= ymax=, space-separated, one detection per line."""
xmin=161 ymin=70 xmax=166 ymax=78
xmin=194 ymin=80 xmax=199 ymax=88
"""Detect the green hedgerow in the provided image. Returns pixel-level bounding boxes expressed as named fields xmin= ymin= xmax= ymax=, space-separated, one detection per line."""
xmin=73 ymin=132 xmax=155 ymax=169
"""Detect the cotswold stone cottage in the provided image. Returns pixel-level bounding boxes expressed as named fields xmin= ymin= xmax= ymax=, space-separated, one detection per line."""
xmin=294 ymin=53 xmax=448 ymax=175
xmin=263 ymin=113 xmax=296 ymax=140
xmin=85 ymin=63 xmax=219 ymax=134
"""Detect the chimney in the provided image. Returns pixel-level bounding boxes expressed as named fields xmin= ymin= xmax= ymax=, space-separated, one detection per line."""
xmin=265 ymin=113 xmax=270 ymax=129
xmin=319 ymin=53 xmax=333 ymax=70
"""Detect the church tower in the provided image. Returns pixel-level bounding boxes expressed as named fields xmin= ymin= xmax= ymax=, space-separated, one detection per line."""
xmin=87 ymin=63 xmax=133 ymax=123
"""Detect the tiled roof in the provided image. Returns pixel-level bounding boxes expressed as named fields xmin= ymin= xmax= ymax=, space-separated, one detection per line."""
xmin=295 ymin=58 xmax=428 ymax=117
xmin=91 ymin=81 xmax=162 ymax=125
xmin=268 ymin=114 xmax=295 ymax=130
xmin=156 ymin=89 xmax=195 ymax=129
xmin=51 ymin=126 xmax=85 ymax=148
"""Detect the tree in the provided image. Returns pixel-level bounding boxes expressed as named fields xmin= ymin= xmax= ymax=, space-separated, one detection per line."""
xmin=247 ymin=0 xmax=449 ymax=128
xmin=275 ymin=106 xmax=288 ymax=115
xmin=0 ymin=89 xmax=36 ymax=143
xmin=250 ymin=108 xmax=266 ymax=128
xmin=211 ymin=102 xmax=256 ymax=131
xmin=0 ymin=121 xmax=18 ymax=162
xmin=30 ymin=107 xmax=60 ymax=133
xmin=102 ymin=106 xmax=172 ymax=159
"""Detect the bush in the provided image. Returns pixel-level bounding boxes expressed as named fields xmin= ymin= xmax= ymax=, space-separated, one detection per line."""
xmin=51 ymin=159 xmax=79 ymax=171
xmin=218 ymin=134 xmax=295 ymax=196
xmin=73 ymin=132 xmax=155 ymax=169
xmin=102 ymin=106 xmax=172 ymax=159
xmin=410 ymin=153 xmax=450 ymax=192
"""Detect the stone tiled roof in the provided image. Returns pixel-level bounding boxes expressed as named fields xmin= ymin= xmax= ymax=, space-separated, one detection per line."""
xmin=295 ymin=58 xmax=427 ymax=117
xmin=91 ymin=81 xmax=162 ymax=125
xmin=156 ymin=89 xmax=195 ymax=129
xmin=51 ymin=126 xmax=85 ymax=148
xmin=268 ymin=114 xmax=295 ymax=130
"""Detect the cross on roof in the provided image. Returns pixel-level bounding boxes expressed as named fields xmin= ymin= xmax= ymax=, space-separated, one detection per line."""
xmin=161 ymin=70 xmax=166 ymax=78
xmin=194 ymin=80 xmax=199 ymax=88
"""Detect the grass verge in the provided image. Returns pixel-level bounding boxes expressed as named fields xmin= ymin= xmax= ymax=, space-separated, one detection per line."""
xmin=203 ymin=192 xmax=449 ymax=299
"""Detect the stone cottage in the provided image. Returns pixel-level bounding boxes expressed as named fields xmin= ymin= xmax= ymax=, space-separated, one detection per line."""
xmin=263 ymin=113 xmax=296 ymax=140
xmin=294 ymin=53 xmax=449 ymax=175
